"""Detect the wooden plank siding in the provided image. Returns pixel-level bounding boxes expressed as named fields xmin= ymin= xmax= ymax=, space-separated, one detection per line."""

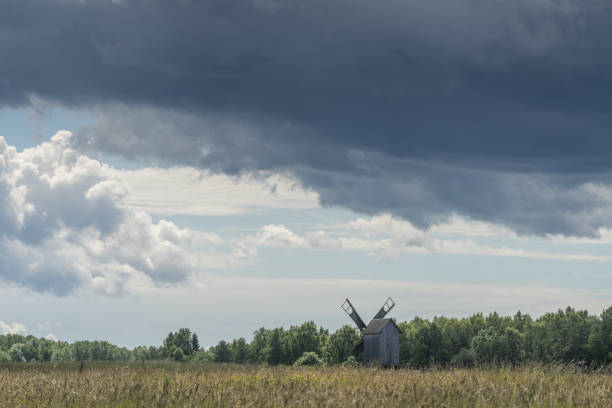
xmin=363 ymin=319 xmax=399 ymax=367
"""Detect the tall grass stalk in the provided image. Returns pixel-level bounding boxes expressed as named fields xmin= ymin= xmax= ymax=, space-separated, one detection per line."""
xmin=0 ymin=362 xmax=610 ymax=407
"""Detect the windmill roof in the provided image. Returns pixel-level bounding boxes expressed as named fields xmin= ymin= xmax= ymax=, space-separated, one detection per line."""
xmin=364 ymin=318 xmax=400 ymax=335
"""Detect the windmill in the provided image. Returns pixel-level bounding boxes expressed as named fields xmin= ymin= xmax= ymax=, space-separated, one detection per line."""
xmin=341 ymin=297 xmax=400 ymax=366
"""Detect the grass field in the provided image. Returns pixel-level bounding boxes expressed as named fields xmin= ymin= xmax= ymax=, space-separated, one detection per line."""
xmin=0 ymin=362 xmax=610 ymax=407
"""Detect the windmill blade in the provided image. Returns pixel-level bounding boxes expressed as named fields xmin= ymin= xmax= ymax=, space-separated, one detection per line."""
xmin=344 ymin=338 xmax=364 ymax=361
xmin=341 ymin=298 xmax=367 ymax=331
xmin=372 ymin=297 xmax=396 ymax=320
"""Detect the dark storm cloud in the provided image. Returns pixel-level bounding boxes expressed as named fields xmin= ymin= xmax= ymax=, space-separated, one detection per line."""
xmin=3 ymin=0 xmax=612 ymax=236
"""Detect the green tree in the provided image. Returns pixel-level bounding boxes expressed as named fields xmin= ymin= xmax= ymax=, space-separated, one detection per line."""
xmin=285 ymin=322 xmax=323 ymax=364
xmin=537 ymin=307 xmax=592 ymax=362
xmin=401 ymin=319 xmax=446 ymax=367
xmin=162 ymin=328 xmax=196 ymax=358
xmin=50 ymin=344 xmax=72 ymax=362
xmin=132 ymin=346 xmax=150 ymax=361
xmin=427 ymin=322 xmax=446 ymax=363
xmin=266 ymin=328 xmax=284 ymax=365
xmin=171 ymin=346 xmax=186 ymax=362
xmin=471 ymin=327 xmax=499 ymax=363
xmin=37 ymin=339 xmax=53 ymax=362
xmin=20 ymin=336 xmax=39 ymax=361
xmin=0 ymin=350 xmax=10 ymax=362
xmin=191 ymin=333 xmax=200 ymax=353
xmin=192 ymin=349 xmax=215 ymax=362
xmin=511 ymin=311 xmax=532 ymax=333
xmin=174 ymin=328 xmax=194 ymax=356
xmin=322 ymin=325 xmax=360 ymax=365
xmin=501 ymin=327 xmax=523 ymax=364
xmin=247 ymin=328 xmax=269 ymax=364
xmin=450 ymin=348 xmax=475 ymax=367
xmin=469 ymin=314 xmax=487 ymax=336
xmin=435 ymin=317 xmax=472 ymax=359
xmin=9 ymin=343 xmax=26 ymax=362
xmin=3 ymin=303 xmax=610 ymax=367
xmin=588 ymin=306 xmax=612 ymax=364
xmin=231 ymin=338 xmax=249 ymax=364
xmin=213 ymin=340 xmax=232 ymax=363
xmin=72 ymin=341 xmax=91 ymax=361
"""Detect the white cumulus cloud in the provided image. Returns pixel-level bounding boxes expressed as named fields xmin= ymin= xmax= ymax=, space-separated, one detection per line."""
xmin=239 ymin=214 xmax=607 ymax=262
xmin=0 ymin=321 xmax=26 ymax=335
xmin=0 ymin=132 xmax=233 ymax=296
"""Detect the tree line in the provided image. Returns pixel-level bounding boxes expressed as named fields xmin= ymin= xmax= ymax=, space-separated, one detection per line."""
xmin=1 ymin=306 xmax=610 ymax=366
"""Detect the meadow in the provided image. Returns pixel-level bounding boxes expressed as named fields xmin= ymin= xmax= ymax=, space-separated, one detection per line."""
xmin=0 ymin=362 xmax=610 ymax=407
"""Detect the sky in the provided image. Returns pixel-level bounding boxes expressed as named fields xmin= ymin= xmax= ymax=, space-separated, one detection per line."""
xmin=1 ymin=0 xmax=611 ymax=348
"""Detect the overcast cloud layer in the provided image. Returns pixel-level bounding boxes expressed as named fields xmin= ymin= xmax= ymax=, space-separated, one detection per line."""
xmin=3 ymin=0 xmax=612 ymax=236
xmin=3 ymin=132 xmax=606 ymax=296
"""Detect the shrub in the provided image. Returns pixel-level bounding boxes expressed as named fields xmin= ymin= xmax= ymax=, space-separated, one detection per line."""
xmin=51 ymin=347 xmax=73 ymax=362
xmin=294 ymin=352 xmax=322 ymax=366
xmin=8 ymin=344 xmax=26 ymax=362
xmin=471 ymin=328 xmax=499 ymax=363
xmin=342 ymin=355 xmax=360 ymax=367
xmin=451 ymin=348 xmax=475 ymax=367
xmin=171 ymin=346 xmax=186 ymax=362
xmin=191 ymin=350 xmax=215 ymax=363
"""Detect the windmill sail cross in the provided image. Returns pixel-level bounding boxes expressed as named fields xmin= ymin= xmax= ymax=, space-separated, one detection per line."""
xmin=341 ymin=296 xmax=400 ymax=367
xmin=373 ymin=297 xmax=395 ymax=320
xmin=341 ymin=298 xmax=367 ymax=331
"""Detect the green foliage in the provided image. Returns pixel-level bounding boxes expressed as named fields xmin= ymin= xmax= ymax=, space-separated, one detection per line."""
xmin=470 ymin=326 xmax=522 ymax=364
xmin=163 ymin=328 xmax=195 ymax=359
xmin=131 ymin=345 xmax=161 ymax=361
xmin=322 ymin=325 xmax=360 ymax=365
xmin=8 ymin=344 xmax=26 ymax=362
xmin=396 ymin=306 xmax=612 ymax=367
xmin=1 ymin=334 xmax=157 ymax=363
xmin=69 ymin=340 xmax=131 ymax=361
xmin=213 ymin=340 xmax=232 ymax=363
xmin=472 ymin=327 xmax=500 ymax=363
xmin=588 ymin=306 xmax=612 ymax=364
xmin=231 ymin=338 xmax=249 ymax=364
xmin=51 ymin=346 xmax=73 ymax=362
xmin=191 ymin=333 xmax=200 ymax=353
xmin=191 ymin=349 xmax=215 ymax=363
xmin=342 ymin=355 xmax=359 ymax=367
xmin=293 ymin=351 xmax=322 ymax=366
xmin=265 ymin=328 xmax=284 ymax=365
xmin=450 ymin=348 xmax=475 ymax=367
xmin=502 ymin=327 xmax=523 ymax=364
xmin=171 ymin=346 xmax=186 ymax=362
xmin=284 ymin=322 xmax=326 ymax=364
xmin=2 ymin=304 xmax=611 ymax=367
xmin=400 ymin=318 xmax=447 ymax=367
xmin=247 ymin=328 xmax=269 ymax=364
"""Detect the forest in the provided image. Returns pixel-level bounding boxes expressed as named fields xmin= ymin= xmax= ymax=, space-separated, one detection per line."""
xmin=1 ymin=305 xmax=611 ymax=367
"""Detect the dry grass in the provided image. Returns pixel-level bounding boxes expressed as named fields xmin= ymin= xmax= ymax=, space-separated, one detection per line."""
xmin=0 ymin=362 xmax=610 ymax=407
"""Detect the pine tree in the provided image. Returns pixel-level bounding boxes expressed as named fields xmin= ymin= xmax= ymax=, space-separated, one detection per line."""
xmin=191 ymin=333 xmax=200 ymax=353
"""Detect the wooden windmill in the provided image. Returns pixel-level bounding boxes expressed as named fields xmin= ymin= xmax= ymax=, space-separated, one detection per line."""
xmin=341 ymin=297 xmax=400 ymax=367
